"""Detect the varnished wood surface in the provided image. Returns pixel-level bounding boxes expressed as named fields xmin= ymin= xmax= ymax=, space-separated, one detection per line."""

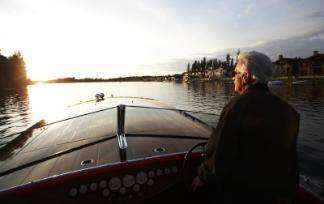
xmin=0 ymin=98 xmax=213 ymax=190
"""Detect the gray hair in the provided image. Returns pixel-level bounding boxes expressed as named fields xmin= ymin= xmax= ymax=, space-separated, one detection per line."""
xmin=237 ymin=51 xmax=273 ymax=83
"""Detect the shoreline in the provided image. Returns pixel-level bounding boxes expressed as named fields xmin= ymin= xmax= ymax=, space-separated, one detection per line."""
xmin=2 ymin=75 xmax=323 ymax=87
xmin=185 ymin=75 xmax=324 ymax=83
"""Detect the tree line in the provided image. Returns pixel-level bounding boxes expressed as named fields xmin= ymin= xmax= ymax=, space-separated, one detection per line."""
xmin=186 ymin=50 xmax=240 ymax=77
xmin=46 ymin=74 xmax=182 ymax=83
xmin=0 ymin=50 xmax=28 ymax=88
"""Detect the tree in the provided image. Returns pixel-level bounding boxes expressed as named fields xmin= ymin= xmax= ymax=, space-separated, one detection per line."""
xmin=192 ymin=61 xmax=197 ymax=73
xmin=226 ymin=53 xmax=231 ymax=68
xmin=207 ymin=59 xmax=212 ymax=70
xmin=197 ymin=61 xmax=201 ymax=72
xmin=0 ymin=51 xmax=8 ymax=87
xmin=201 ymin=57 xmax=206 ymax=72
xmin=213 ymin=59 xmax=219 ymax=69
xmin=187 ymin=62 xmax=191 ymax=73
xmin=0 ymin=50 xmax=27 ymax=87
xmin=8 ymin=52 xmax=27 ymax=85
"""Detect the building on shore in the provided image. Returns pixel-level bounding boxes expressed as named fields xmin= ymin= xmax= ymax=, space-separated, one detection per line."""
xmin=273 ymin=55 xmax=296 ymax=77
xmin=183 ymin=68 xmax=227 ymax=82
xmin=205 ymin=68 xmax=226 ymax=80
xmin=274 ymin=51 xmax=324 ymax=77
xmin=301 ymin=51 xmax=324 ymax=76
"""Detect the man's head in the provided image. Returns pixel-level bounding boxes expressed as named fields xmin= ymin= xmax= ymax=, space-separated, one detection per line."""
xmin=233 ymin=51 xmax=273 ymax=94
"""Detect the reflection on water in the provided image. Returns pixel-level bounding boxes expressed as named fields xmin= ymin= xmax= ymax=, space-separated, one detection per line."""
xmin=0 ymin=87 xmax=30 ymax=145
xmin=0 ymin=81 xmax=323 ymax=189
xmin=271 ymin=84 xmax=324 ymax=186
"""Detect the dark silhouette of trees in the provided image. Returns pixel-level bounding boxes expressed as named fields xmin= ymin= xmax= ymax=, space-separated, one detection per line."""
xmin=212 ymin=59 xmax=219 ymax=70
xmin=207 ymin=59 xmax=212 ymax=70
xmin=192 ymin=60 xmax=198 ymax=73
xmin=201 ymin=57 xmax=206 ymax=72
xmin=44 ymin=75 xmax=185 ymax=83
xmin=0 ymin=51 xmax=8 ymax=87
xmin=187 ymin=63 xmax=191 ymax=73
xmin=0 ymin=50 xmax=27 ymax=88
xmin=197 ymin=61 xmax=201 ymax=72
xmin=185 ymin=53 xmax=236 ymax=77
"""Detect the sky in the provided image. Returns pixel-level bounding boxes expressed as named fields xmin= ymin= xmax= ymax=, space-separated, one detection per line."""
xmin=1 ymin=0 xmax=324 ymax=80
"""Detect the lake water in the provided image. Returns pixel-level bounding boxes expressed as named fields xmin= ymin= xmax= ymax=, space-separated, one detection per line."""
xmin=0 ymin=81 xmax=324 ymax=194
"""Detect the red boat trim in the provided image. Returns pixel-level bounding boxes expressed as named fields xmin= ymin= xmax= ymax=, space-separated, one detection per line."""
xmin=298 ymin=184 xmax=324 ymax=204
xmin=0 ymin=151 xmax=203 ymax=196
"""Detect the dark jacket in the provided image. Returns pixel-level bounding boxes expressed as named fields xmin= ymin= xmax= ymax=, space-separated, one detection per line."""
xmin=198 ymin=83 xmax=300 ymax=199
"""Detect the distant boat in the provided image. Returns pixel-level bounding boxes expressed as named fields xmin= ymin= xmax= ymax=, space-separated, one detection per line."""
xmin=268 ymin=80 xmax=284 ymax=85
xmin=292 ymin=80 xmax=308 ymax=85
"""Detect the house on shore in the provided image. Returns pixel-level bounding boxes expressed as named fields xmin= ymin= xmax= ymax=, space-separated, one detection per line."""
xmin=301 ymin=51 xmax=324 ymax=76
xmin=205 ymin=68 xmax=226 ymax=80
xmin=273 ymin=55 xmax=296 ymax=77
xmin=273 ymin=51 xmax=324 ymax=77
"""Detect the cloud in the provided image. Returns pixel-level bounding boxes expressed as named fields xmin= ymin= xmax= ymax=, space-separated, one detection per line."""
xmin=243 ymin=4 xmax=254 ymax=16
xmin=136 ymin=1 xmax=170 ymax=23
xmin=205 ymin=28 xmax=324 ymax=60
xmin=247 ymin=40 xmax=268 ymax=47
xmin=157 ymin=28 xmax=324 ymax=74
xmin=138 ymin=58 xmax=188 ymax=75
xmin=309 ymin=34 xmax=324 ymax=41
xmin=307 ymin=10 xmax=324 ymax=19
xmin=252 ymin=28 xmax=324 ymax=59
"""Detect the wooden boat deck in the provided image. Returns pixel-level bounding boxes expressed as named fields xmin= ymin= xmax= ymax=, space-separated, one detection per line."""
xmin=0 ymin=98 xmax=212 ymax=190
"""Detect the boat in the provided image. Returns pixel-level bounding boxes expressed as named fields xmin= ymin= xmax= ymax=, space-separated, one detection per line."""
xmin=268 ymin=80 xmax=284 ymax=85
xmin=292 ymin=80 xmax=308 ymax=85
xmin=0 ymin=97 xmax=323 ymax=204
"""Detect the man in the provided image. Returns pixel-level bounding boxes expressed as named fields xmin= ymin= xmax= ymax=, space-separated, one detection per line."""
xmin=192 ymin=51 xmax=300 ymax=203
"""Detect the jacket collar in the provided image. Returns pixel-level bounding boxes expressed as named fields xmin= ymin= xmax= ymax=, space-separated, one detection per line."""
xmin=246 ymin=83 xmax=269 ymax=93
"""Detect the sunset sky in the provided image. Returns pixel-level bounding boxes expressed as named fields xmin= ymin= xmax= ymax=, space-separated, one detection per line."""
xmin=1 ymin=0 xmax=324 ymax=80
